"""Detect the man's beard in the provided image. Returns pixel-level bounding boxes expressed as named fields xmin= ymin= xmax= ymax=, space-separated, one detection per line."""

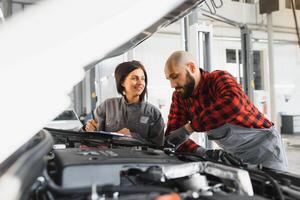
xmin=176 ymin=71 xmax=195 ymax=99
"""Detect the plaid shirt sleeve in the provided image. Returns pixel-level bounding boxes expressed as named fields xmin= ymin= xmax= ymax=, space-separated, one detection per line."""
xmin=190 ymin=70 xmax=247 ymax=132
xmin=165 ymin=92 xmax=189 ymax=135
xmin=165 ymin=92 xmax=200 ymax=153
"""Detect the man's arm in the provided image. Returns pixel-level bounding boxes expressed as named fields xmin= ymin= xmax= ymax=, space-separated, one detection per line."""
xmin=165 ymin=92 xmax=189 ymax=135
xmin=166 ymin=71 xmax=245 ymax=152
xmin=165 ymin=93 xmax=200 ymax=152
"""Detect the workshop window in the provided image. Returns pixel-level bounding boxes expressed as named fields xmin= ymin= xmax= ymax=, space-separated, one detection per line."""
xmin=253 ymin=51 xmax=264 ymax=90
xmin=244 ymin=0 xmax=254 ymax=3
xmin=238 ymin=50 xmax=242 ymax=64
xmin=286 ymin=0 xmax=300 ymax=9
xmin=226 ymin=49 xmax=236 ymax=63
xmin=227 ymin=49 xmax=264 ymax=90
xmin=239 ymin=50 xmax=264 ymax=90
xmin=297 ymin=0 xmax=300 ymax=9
xmin=231 ymin=0 xmax=254 ymax=3
xmin=286 ymin=0 xmax=292 ymax=8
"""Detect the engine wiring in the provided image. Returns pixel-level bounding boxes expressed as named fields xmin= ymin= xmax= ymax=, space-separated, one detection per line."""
xmin=172 ymin=151 xmax=286 ymax=200
xmin=41 ymin=169 xmax=174 ymax=197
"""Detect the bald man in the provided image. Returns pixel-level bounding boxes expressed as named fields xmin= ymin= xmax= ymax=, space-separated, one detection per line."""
xmin=164 ymin=50 xmax=288 ymax=170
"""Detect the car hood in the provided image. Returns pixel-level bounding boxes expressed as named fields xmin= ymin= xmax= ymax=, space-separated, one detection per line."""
xmin=0 ymin=0 xmax=204 ymax=164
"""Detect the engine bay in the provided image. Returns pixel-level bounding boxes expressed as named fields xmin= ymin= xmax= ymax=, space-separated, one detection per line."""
xmin=26 ymin=129 xmax=300 ymax=200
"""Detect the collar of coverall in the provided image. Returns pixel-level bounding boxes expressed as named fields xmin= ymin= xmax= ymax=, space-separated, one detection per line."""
xmin=121 ymin=96 xmax=143 ymax=107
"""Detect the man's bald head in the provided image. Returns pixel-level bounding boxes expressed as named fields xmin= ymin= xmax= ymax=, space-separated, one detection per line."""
xmin=164 ymin=51 xmax=201 ymax=98
xmin=165 ymin=51 xmax=196 ymax=71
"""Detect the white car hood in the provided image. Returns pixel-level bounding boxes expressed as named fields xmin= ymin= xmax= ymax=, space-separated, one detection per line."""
xmin=0 ymin=0 xmax=202 ymax=164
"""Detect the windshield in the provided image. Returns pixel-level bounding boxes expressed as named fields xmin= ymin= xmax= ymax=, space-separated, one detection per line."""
xmin=54 ymin=110 xmax=77 ymax=121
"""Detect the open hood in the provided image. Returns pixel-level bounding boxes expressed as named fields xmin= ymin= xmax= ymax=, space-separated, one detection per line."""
xmin=0 ymin=0 xmax=204 ymax=164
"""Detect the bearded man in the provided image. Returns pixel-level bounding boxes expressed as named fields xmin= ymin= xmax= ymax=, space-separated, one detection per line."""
xmin=164 ymin=51 xmax=288 ymax=171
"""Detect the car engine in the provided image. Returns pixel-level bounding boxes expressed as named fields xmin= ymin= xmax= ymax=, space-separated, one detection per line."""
xmin=26 ymin=129 xmax=300 ymax=200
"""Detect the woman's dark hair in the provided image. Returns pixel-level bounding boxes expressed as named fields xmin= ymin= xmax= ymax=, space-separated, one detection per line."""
xmin=115 ymin=60 xmax=148 ymax=102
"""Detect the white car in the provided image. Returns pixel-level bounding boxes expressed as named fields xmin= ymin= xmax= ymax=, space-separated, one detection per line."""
xmin=44 ymin=110 xmax=82 ymax=131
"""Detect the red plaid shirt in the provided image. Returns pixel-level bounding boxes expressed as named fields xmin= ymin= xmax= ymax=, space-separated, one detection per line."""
xmin=165 ymin=69 xmax=272 ymax=152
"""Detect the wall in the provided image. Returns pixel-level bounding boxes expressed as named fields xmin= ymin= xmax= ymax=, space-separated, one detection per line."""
xmin=273 ymin=44 xmax=300 ymax=116
xmin=215 ymin=0 xmax=258 ymax=24
xmin=94 ymin=55 xmax=124 ymax=105
xmin=215 ymin=0 xmax=300 ymax=28
xmin=134 ymin=30 xmax=182 ymax=122
xmin=272 ymin=0 xmax=300 ymax=28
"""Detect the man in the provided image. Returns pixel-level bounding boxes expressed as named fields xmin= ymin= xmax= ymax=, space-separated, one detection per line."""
xmin=164 ymin=51 xmax=288 ymax=171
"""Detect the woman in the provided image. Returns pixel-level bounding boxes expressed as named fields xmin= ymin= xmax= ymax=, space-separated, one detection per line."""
xmin=84 ymin=60 xmax=164 ymax=146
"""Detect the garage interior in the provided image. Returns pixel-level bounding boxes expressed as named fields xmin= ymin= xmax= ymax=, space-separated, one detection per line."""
xmin=1 ymin=0 xmax=300 ymax=175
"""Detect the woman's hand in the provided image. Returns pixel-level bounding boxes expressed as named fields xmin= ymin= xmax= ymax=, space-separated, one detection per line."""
xmin=117 ymin=128 xmax=131 ymax=136
xmin=84 ymin=119 xmax=99 ymax=132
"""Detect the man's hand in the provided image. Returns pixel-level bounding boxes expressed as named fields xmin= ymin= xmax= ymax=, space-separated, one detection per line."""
xmin=199 ymin=149 xmax=244 ymax=167
xmin=165 ymin=127 xmax=190 ymax=149
xmin=84 ymin=119 xmax=99 ymax=132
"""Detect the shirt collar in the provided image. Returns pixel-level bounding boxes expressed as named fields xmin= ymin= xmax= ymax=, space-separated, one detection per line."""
xmin=191 ymin=68 xmax=208 ymax=97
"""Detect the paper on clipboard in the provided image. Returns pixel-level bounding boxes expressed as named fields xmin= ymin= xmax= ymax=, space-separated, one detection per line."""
xmin=94 ymin=131 xmax=127 ymax=137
